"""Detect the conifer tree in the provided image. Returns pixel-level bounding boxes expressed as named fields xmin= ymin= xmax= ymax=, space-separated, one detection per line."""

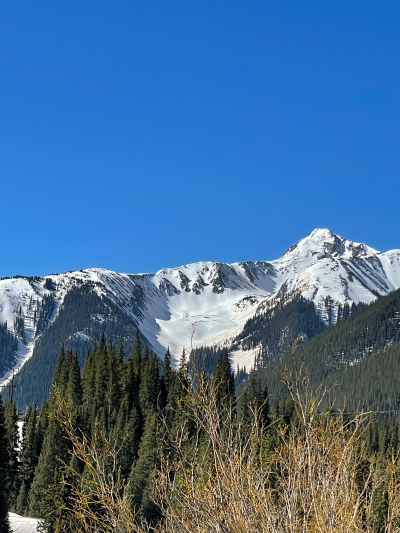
xmin=126 ymin=410 xmax=160 ymax=522
xmin=212 ymin=351 xmax=235 ymax=414
xmin=104 ymin=339 xmax=122 ymax=431
xmin=112 ymin=401 xmax=141 ymax=481
xmin=16 ymin=405 xmax=39 ymax=515
xmin=117 ymin=337 xmax=125 ymax=367
xmin=122 ymin=333 xmax=142 ymax=415
xmin=239 ymin=371 xmax=270 ymax=429
xmin=4 ymin=399 xmax=20 ymax=509
xmin=132 ymin=330 xmax=142 ymax=380
xmin=160 ymin=348 xmax=175 ymax=408
xmin=238 ymin=390 xmax=252 ymax=428
xmin=139 ymin=350 xmax=161 ymax=418
xmin=94 ymin=333 xmax=109 ymax=426
xmin=166 ymin=349 xmax=195 ymax=440
xmin=82 ymin=347 xmax=96 ymax=414
xmin=0 ymin=394 xmax=11 ymax=532
xmin=66 ymin=350 xmax=82 ymax=408
xmin=28 ymin=346 xmax=83 ymax=529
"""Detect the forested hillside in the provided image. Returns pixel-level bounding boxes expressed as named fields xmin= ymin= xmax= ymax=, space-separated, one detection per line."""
xmin=232 ymin=295 xmax=326 ymax=366
xmin=257 ymin=287 xmax=400 ymax=411
xmin=0 ymin=322 xmax=19 ymax=377
xmin=10 ymin=285 xmax=148 ymax=409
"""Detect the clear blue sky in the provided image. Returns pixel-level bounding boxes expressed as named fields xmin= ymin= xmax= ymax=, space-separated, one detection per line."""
xmin=1 ymin=1 xmax=399 ymax=277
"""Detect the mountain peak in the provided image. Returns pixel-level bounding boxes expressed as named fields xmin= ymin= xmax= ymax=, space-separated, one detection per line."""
xmin=281 ymin=228 xmax=379 ymax=264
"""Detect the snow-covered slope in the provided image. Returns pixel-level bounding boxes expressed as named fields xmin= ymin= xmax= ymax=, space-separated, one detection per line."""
xmin=1 ymin=228 xmax=400 ymax=385
xmin=268 ymin=228 xmax=400 ymax=319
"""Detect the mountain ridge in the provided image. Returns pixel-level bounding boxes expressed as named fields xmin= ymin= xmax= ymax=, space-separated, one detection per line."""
xmin=1 ymin=228 xmax=400 ymax=394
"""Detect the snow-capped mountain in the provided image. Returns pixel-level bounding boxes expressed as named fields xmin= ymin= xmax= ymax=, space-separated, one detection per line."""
xmin=1 ymin=228 xmax=400 ymax=397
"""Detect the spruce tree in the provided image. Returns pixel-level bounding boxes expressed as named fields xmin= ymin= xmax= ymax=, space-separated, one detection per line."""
xmin=66 ymin=349 xmax=82 ymax=408
xmin=94 ymin=333 xmax=109 ymax=426
xmin=160 ymin=348 xmax=175 ymax=408
xmin=0 ymin=394 xmax=11 ymax=532
xmin=28 ymin=346 xmax=82 ymax=529
xmin=126 ymin=410 xmax=160 ymax=522
xmin=4 ymin=399 xmax=20 ymax=509
xmin=16 ymin=405 xmax=39 ymax=515
xmin=139 ymin=350 xmax=161 ymax=418
xmin=212 ymin=351 xmax=235 ymax=414
xmin=104 ymin=339 xmax=122 ymax=431
xmin=112 ymin=401 xmax=141 ymax=481
xmin=82 ymin=347 xmax=96 ymax=415
xmin=132 ymin=330 xmax=142 ymax=380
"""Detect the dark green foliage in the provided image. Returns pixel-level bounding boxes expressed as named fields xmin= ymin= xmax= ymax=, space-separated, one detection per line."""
xmin=212 ymin=351 xmax=235 ymax=413
xmin=126 ymin=410 xmax=160 ymax=522
xmin=0 ymin=322 xmax=19 ymax=377
xmin=12 ymin=284 xmax=149 ymax=410
xmin=14 ymin=315 xmax=25 ymax=343
xmin=82 ymin=334 xmax=124 ymax=431
xmin=28 ymin=346 xmax=83 ymax=529
xmin=16 ymin=405 xmax=39 ymax=515
xmin=160 ymin=348 xmax=175 ymax=407
xmin=233 ymin=295 xmax=326 ymax=367
xmin=112 ymin=403 xmax=141 ymax=481
xmin=238 ymin=371 xmax=269 ymax=428
xmin=0 ymin=395 xmax=11 ymax=532
xmin=321 ymin=342 xmax=400 ymax=413
xmin=35 ymin=294 xmax=56 ymax=336
xmin=23 ymin=334 xmax=169 ymax=526
xmin=15 ymin=324 xmax=400 ymax=531
xmin=139 ymin=348 xmax=161 ymax=417
xmin=298 ymin=287 xmax=400 ymax=382
xmin=257 ymin=287 xmax=400 ymax=412
xmin=4 ymin=399 xmax=20 ymax=509
xmin=190 ymin=345 xmax=230 ymax=376
xmin=27 ymin=416 xmax=67 ymax=519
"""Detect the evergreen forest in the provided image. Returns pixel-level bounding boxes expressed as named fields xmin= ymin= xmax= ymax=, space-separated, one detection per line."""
xmin=258 ymin=287 xmax=400 ymax=412
xmin=2 ymin=325 xmax=400 ymax=532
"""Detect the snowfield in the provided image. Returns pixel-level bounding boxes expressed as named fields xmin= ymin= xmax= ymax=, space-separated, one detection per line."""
xmin=9 ymin=513 xmax=39 ymax=533
xmin=1 ymin=228 xmax=400 ymax=381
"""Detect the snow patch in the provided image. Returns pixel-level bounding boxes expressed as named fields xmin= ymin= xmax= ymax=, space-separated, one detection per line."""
xmin=9 ymin=513 xmax=39 ymax=533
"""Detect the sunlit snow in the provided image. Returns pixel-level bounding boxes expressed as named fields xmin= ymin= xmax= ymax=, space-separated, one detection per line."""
xmin=1 ymin=228 xmax=400 ymax=381
xmin=9 ymin=513 xmax=39 ymax=533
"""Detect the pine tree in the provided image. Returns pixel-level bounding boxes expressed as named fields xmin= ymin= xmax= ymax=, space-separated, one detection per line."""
xmin=0 ymin=394 xmax=11 ymax=532
xmin=238 ymin=390 xmax=252 ymax=427
xmin=139 ymin=350 xmax=161 ymax=418
xmin=126 ymin=410 xmax=160 ymax=522
xmin=66 ymin=350 xmax=82 ymax=408
xmin=167 ymin=349 xmax=192 ymax=436
xmin=4 ymin=399 xmax=20 ymax=510
xmin=160 ymin=348 xmax=175 ymax=408
xmin=212 ymin=351 xmax=235 ymax=414
xmin=16 ymin=405 xmax=39 ymax=515
xmin=82 ymin=347 xmax=96 ymax=414
xmin=94 ymin=333 xmax=109 ymax=426
xmin=122 ymin=333 xmax=142 ymax=415
xmin=132 ymin=330 xmax=142 ymax=380
xmin=28 ymin=346 xmax=83 ymax=529
xmin=112 ymin=401 xmax=141 ymax=481
xmin=104 ymin=339 xmax=122 ymax=431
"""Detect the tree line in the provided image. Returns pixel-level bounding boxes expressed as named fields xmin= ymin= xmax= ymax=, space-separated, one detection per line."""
xmin=2 ymin=330 xmax=400 ymax=531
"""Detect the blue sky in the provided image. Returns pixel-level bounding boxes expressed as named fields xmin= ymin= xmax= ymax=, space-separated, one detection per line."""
xmin=1 ymin=1 xmax=399 ymax=277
